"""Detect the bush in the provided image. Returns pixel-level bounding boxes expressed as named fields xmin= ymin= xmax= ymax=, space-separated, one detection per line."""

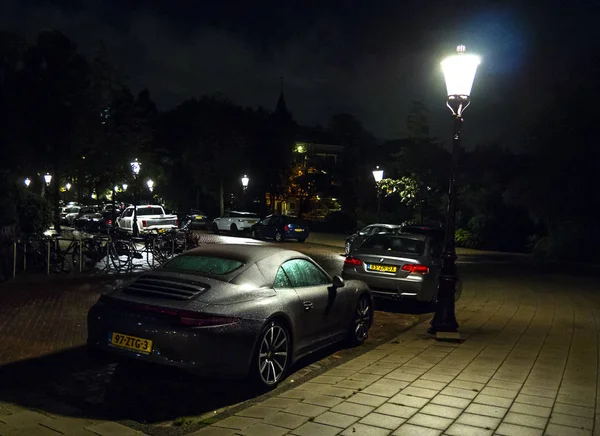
xmin=532 ymin=223 xmax=598 ymax=261
xmin=455 ymin=228 xmax=480 ymax=249
xmin=325 ymin=211 xmax=357 ymax=233
xmin=16 ymin=189 xmax=52 ymax=235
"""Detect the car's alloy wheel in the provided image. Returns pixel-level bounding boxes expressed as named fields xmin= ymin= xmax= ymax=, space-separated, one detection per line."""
xmin=212 ymin=224 xmax=219 ymax=234
xmin=274 ymin=231 xmax=283 ymax=242
xmin=345 ymin=241 xmax=351 ymax=255
xmin=256 ymin=321 xmax=289 ymax=387
xmin=351 ymin=296 xmax=372 ymax=345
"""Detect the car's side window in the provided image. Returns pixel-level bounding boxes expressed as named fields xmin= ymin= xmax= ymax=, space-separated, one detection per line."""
xmin=282 ymin=259 xmax=330 ymax=287
xmin=223 ymin=212 xmax=230 ymax=218
xmin=273 ymin=267 xmax=292 ymax=289
xmin=259 ymin=217 xmax=270 ymax=225
xmin=359 ymin=225 xmax=373 ymax=236
xmin=123 ymin=209 xmax=133 ymax=218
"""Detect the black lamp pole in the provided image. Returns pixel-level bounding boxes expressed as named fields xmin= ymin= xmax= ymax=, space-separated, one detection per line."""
xmin=429 ymin=45 xmax=480 ymax=336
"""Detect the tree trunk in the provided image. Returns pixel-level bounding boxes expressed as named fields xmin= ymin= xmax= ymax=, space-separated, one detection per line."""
xmin=53 ymin=162 xmax=61 ymax=232
xmin=219 ymin=179 xmax=225 ymax=216
xmin=196 ymin=186 xmax=200 ymax=210
xmin=111 ymin=182 xmax=116 ymax=225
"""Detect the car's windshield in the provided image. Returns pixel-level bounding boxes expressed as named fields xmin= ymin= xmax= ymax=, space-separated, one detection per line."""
xmin=162 ymin=255 xmax=244 ymax=275
xmin=362 ymin=235 xmax=425 ymax=255
xmin=66 ymin=207 xmax=80 ymax=213
xmin=231 ymin=212 xmax=259 ymax=219
xmin=136 ymin=207 xmax=164 ymax=216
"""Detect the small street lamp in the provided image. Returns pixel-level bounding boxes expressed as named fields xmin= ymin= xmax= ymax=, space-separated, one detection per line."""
xmin=429 ymin=45 xmax=480 ymax=339
xmin=147 ymin=179 xmax=154 ymax=193
xmin=44 ymin=173 xmax=52 ymax=185
xmin=122 ymin=183 xmax=128 ymax=191
xmin=372 ymin=166 xmax=384 ymax=221
xmin=130 ymin=159 xmax=141 ymax=236
xmin=24 ymin=178 xmax=31 ymax=188
xmin=241 ymin=174 xmax=249 ymax=192
xmin=65 ymin=183 xmax=72 ymax=191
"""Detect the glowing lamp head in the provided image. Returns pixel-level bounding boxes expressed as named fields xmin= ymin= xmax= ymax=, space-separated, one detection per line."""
xmin=241 ymin=175 xmax=249 ymax=188
xmin=441 ymin=45 xmax=481 ymax=98
xmin=122 ymin=183 xmax=128 ymax=191
xmin=44 ymin=173 xmax=52 ymax=185
xmin=130 ymin=159 xmax=141 ymax=176
xmin=65 ymin=183 xmax=72 ymax=191
xmin=372 ymin=166 xmax=384 ymax=183
xmin=24 ymin=178 xmax=31 ymax=187
xmin=146 ymin=179 xmax=154 ymax=192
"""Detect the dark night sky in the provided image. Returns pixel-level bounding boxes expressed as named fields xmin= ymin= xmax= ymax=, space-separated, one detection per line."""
xmin=2 ymin=0 xmax=599 ymax=148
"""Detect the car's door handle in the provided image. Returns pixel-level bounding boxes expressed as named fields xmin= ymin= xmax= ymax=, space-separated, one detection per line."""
xmin=303 ymin=301 xmax=313 ymax=311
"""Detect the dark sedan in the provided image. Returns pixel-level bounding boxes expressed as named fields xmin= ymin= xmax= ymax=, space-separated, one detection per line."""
xmin=251 ymin=215 xmax=309 ymax=242
xmin=88 ymin=244 xmax=372 ymax=388
xmin=344 ymin=223 xmax=401 ymax=255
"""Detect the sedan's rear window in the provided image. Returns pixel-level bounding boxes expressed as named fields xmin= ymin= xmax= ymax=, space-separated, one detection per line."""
xmin=162 ymin=255 xmax=243 ymax=275
xmin=137 ymin=207 xmax=164 ymax=216
xmin=362 ymin=235 xmax=425 ymax=255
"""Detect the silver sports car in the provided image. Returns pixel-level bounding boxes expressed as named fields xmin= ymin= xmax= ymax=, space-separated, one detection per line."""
xmin=88 ymin=244 xmax=373 ymax=388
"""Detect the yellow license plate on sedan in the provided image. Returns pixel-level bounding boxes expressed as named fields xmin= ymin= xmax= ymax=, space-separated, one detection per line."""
xmin=367 ymin=264 xmax=397 ymax=273
xmin=295 ymin=228 xmax=303 ymax=232
xmin=195 ymin=215 xmax=204 ymax=220
xmin=110 ymin=332 xmax=153 ymax=354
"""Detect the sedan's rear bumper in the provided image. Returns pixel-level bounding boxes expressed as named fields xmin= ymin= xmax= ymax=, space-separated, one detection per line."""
xmin=87 ymin=303 xmax=263 ymax=378
xmin=285 ymin=230 xmax=309 ymax=240
xmin=342 ymin=269 xmax=437 ymax=303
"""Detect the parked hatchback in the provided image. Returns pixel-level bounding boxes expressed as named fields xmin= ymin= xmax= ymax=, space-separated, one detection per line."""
xmin=344 ymin=223 xmax=401 ymax=255
xmin=251 ymin=215 xmax=309 ymax=242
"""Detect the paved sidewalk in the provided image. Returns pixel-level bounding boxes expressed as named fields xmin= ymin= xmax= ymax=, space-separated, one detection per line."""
xmin=191 ymin=272 xmax=600 ymax=436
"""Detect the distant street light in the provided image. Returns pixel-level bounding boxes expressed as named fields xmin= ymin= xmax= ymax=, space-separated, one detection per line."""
xmin=122 ymin=183 xmax=128 ymax=191
xmin=24 ymin=178 xmax=31 ymax=188
xmin=44 ymin=173 xmax=52 ymax=185
xmin=130 ymin=159 xmax=141 ymax=236
xmin=147 ymin=179 xmax=154 ymax=193
xmin=241 ymin=174 xmax=249 ymax=192
xmin=372 ymin=166 xmax=384 ymax=221
xmin=429 ymin=45 xmax=480 ymax=339
xmin=65 ymin=183 xmax=72 ymax=191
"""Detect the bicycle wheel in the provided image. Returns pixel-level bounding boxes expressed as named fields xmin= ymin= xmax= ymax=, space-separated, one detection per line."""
xmin=50 ymin=251 xmax=72 ymax=274
xmin=109 ymin=240 xmax=132 ymax=271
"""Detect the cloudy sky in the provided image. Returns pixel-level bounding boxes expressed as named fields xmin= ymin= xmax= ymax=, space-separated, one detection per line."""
xmin=1 ymin=0 xmax=597 ymax=148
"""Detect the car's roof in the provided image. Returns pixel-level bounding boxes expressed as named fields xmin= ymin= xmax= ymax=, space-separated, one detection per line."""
xmin=368 ymin=223 xmax=401 ymax=228
xmin=171 ymin=244 xmax=313 ymax=288
xmin=229 ymin=210 xmax=258 ymax=215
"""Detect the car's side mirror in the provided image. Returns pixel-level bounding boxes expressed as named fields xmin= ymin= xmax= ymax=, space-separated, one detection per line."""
xmin=332 ymin=275 xmax=344 ymax=289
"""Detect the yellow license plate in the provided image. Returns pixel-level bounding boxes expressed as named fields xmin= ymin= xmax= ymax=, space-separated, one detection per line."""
xmin=110 ymin=332 xmax=153 ymax=354
xmin=295 ymin=228 xmax=303 ymax=232
xmin=158 ymin=228 xmax=165 ymax=233
xmin=195 ymin=216 xmax=204 ymax=220
xmin=367 ymin=264 xmax=397 ymax=273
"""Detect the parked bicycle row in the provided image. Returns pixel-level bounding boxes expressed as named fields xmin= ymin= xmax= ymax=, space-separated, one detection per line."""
xmin=0 ymin=225 xmax=200 ymax=280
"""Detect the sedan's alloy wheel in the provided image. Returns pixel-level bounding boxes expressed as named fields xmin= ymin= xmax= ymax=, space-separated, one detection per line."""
xmin=258 ymin=322 xmax=289 ymax=386
xmin=274 ymin=231 xmax=283 ymax=242
xmin=354 ymin=297 xmax=371 ymax=341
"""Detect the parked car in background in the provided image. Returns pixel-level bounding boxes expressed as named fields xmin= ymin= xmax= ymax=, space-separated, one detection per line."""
xmin=117 ymin=205 xmax=178 ymax=234
xmin=251 ymin=215 xmax=309 ymax=242
xmin=75 ymin=211 xmax=116 ymax=233
xmin=62 ymin=206 xmax=82 ymax=226
xmin=344 ymin=223 xmax=401 ymax=255
xmin=212 ymin=211 xmax=259 ymax=234
xmin=183 ymin=209 xmax=209 ymax=229
xmin=342 ymin=233 xmax=460 ymax=304
xmin=87 ymin=244 xmax=372 ymax=389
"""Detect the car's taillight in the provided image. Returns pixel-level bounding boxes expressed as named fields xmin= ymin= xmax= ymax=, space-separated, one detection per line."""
xmin=344 ymin=257 xmax=363 ymax=266
xmin=401 ymin=264 xmax=429 ymax=274
xmin=177 ymin=311 xmax=239 ymax=327
xmin=142 ymin=220 xmax=147 ymax=227
xmin=175 ymin=219 xmax=179 ymax=227
xmin=284 ymin=225 xmax=290 ymax=231
xmin=107 ymin=219 xmax=112 ymax=225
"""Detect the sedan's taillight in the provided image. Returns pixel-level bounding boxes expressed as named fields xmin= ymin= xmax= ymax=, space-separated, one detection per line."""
xmin=401 ymin=264 xmax=430 ymax=274
xmin=344 ymin=257 xmax=363 ymax=266
xmin=177 ymin=311 xmax=239 ymax=327
xmin=284 ymin=225 xmax=290 ymax=231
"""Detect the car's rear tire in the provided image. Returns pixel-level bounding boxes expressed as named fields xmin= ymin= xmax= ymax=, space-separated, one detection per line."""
xmin=274 ymin=231 xmax=283 ymax=242
xmin=212 ymin=224 xmax=219 ymax=234
xmin=249 ymin=320 xmax=290 ymax=390
xmin=230 ymin=224 xmax=239 ymax=235
xmin=251 ymin=229 xmax=259 ymax=239
xmin=348 ymin=295 xmax=372 ymax=346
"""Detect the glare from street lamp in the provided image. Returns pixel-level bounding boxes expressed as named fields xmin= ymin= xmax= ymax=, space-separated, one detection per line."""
xmin=130 ymin=159 xmax=141 ymax=176
xmin=122 ymin=183 xmax=128 ymax=191
xmin=44 ymin=173 xmax=52 ymax=185
xmin=65 ymin=183 xmax=72 ymax=191
xmin=24 ymin=178 xmax=31 ymax=187
xmin=372 ymin=166 xmax=384 ymax=183
xmin=147 ymin=179 xmax=154 ymax=192
xmin=441 ymin=45 xmax=481 ymax=98
xmin=241 ymin=175 xmax=249 ymax=188
xmin=113 ymin=185 xmax=119 ymax=192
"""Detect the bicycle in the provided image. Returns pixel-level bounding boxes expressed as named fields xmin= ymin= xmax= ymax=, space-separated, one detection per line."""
xmin=23 ymin=235 xmax=72 ymax=274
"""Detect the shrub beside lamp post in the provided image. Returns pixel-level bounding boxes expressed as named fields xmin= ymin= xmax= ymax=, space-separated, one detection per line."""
xmin=429 ymin=45 xmax=480 ymax=339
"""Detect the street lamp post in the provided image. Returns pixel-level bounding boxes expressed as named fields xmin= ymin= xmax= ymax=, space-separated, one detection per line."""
xmin=130 ymin=159 xmax=142 ymax=237
xmin=372 ymin=166 xmax=384 ymax=221
xmin=429 ymin=45 xmax=480 ymax=338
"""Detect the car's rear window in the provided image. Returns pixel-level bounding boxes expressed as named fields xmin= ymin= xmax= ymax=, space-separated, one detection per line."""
xmin=231 ymin=212 xmax=259 ymax=219
xmin=162 ymin=255 xmax=243 ymax=275
xmin=362 ymin=235 xmax=425 ymax=255
xmin=137 ymin=207 xmax=164 ymax=216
